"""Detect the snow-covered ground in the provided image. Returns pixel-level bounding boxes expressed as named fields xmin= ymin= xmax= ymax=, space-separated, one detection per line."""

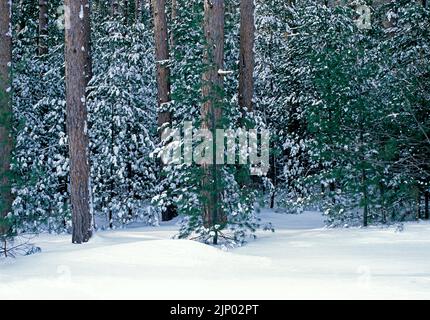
xmin=1 ymin=210 xmax=430 ymax=299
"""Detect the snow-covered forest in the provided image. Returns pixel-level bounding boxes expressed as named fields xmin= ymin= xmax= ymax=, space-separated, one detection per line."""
xmin=0 ymin=0 xmax=430 ymax=300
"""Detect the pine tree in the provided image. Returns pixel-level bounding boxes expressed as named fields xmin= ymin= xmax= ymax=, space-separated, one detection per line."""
xmin=153 ymin=0 xmax=261 ymax=246
xmin=64 ymin=0 xmax=93 ymax=244
xmin=11 ymin=0 xmax=71 ymax=234
xmin=201 ymin=0 xmax=226 ymax=244
xmin=88 ymin=5 xmax=160 ymax=228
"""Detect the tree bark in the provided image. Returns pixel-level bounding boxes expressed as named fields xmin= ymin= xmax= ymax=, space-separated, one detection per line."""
xmin=0 ymin=0 xmax=13 ymax=236
xmin=202 ymin=0 xmax=225 ymax=242
xmin=238 ymin=0 xmax=255 ymax=112
xmin=152 ymin=0 xmax=172 ymax=132
xmin=152 ymin=0 xmax=176 ymax=221
xmin=38 ymin=0 xmax=49 ymax=56
xmin=64 ymin=0 xmax=92 ymax=244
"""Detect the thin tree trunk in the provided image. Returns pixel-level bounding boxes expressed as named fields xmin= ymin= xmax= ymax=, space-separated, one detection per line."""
xmin=270 ymin=191 xmax=276 ymax=209
xmin=238 ymin=0 xmax=255 ymax=112
xmin=362 ymin=167 xmax=368 ymax=227
xmin=359 ymin=125 xmax=368 ymax=227
xmin=416 ymin=189 xmax=421 ymax=220
xmin=135 ymin=0 xmax=142 ymax=22
xmin=38 ymin=0 xmax=49 ymax=56
xmin=65 ymin=0 xmax=93 ymax=244
xmin=269 ymin=144 xmax=277 ymax=209
xmin=330 ymin=181 xmax=336 ymax=204
xmin=112 ymin=0 xmax=120 ymax=16
xmin=202 ymin=0 xmax=225 ymax=243
xmin=123 ymin=0 xmax=129 ymax=24
xmin=425 ymin=190 xmax=429 ymax=220
xmin=0 ymin=0 xmax=13 ymax=236
xmin=379 ymin=181 xmax=387 ymax=223
xmin=152 ymin=0 xmax=176 ymax=221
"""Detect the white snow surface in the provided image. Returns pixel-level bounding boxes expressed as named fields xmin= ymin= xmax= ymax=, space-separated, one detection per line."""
xmin=1 ymin=210 xmax=430 ymax=300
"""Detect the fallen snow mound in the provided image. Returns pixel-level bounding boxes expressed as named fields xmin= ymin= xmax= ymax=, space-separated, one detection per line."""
xmin=1 ymin=210 xmax=430 ymax=299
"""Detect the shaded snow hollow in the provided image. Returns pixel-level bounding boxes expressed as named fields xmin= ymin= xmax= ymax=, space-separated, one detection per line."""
xmin=1 ymin=210 xmax=430 ymax=299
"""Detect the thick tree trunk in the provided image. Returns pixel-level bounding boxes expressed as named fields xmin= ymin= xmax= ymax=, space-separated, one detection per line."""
xmin=202 ymin=0 xmax=225 ymax=242
xmin=237 ymin=0 xmax=255 ymax=187
xmin=238 ymin=0 xmax=255 ymax=112
xmin=64 ymin=0 xmax=92 ymax=244
xmin=152 ymin=0 xmax=172 ymax=132
xmin=152 ymin=0 xmax=176 ymax=221
xmin=38 ymin=0 xmax=49 ymax=56
xmin=0 ymin=0 xmax=13 ymax=236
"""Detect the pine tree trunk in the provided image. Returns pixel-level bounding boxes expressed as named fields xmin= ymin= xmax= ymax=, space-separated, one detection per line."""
xmin=0 ymin=0 xmax=13 ymax=236
xmin=330 ymin=181 xmax=336 ymax=204
xmin=202 ymin=0 xmax=225 ymax=241
xmin=65 ymin=0 xmax=92 ymax=244
xmin=135 ymin=0 xmax=142 ymax=22
xmin=152 ymin=0 xmax=171 ymax=132
xmin=123 ymin=0 xmax=129 ymax=24
xmin=238 ymin=0 xmax=255 ymax=112
xmin=112 ymin=0 xmax=120 ymax=16
xmin=152 ymin=0 xmax=176 ymax=221
xmin=362 ymin=167 xmax=368 ymax=227
xmin=237 ymin=0 xmax=255 ymax=187
xmin=416 ymin=190 xmax=421 ymax=220
xmin=270 ymin=191 xmax=276 ymax=209
xmin=38 ymin=0 xmax=49 ymax=56
xmin=425 ymin=191 xmax=429 ymax=220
